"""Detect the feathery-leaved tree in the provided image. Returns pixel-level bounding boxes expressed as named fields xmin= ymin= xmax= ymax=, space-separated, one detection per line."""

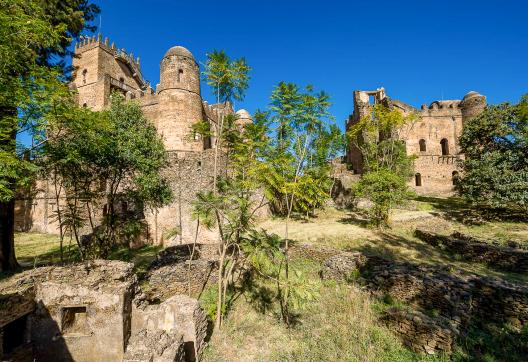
xmin=192 ymin=113 xmax=270 ymax=330
xmin=261 ymin=82 xmax=342 ymax=325
xmin=202 ymin=50 xmax=251 ymax=194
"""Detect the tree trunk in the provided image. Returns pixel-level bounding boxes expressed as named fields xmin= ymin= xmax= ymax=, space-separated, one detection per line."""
xmin=0 ymin=199 xmax=20 ymax=271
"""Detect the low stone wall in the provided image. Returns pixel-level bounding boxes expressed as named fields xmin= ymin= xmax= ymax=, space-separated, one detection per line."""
xmin=124 ymin=328 xmax=185 ymax=362
xmin=320 ymin=251 xmax=528 ymax=355
xmin=415 ymin=229 xmax=528 ymax=273
xmin=382 ymin=308 xmax=458 ymax=355
xmin=289 ymin=243 xmax=341 ymax=263
xmin=145 ymin=244 xmax=218 ymax=301
xmin=132 ymin=294 xmax=208 ymax=361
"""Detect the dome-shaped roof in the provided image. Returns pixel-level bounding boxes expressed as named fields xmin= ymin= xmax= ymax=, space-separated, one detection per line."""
xmin=236 ymin=109 xmax=252 ymax=120
xmin=164 ymin=46 xmax=194 ymax=59
xmin=463 ymin=91 xmax=482 ymax=100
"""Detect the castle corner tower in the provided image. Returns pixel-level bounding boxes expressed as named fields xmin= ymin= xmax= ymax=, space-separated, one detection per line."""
xmin=157 ymin=46 xmax=204 ymax=153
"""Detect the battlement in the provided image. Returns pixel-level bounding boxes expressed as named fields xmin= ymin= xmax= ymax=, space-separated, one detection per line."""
xmin=74 ymin=33 xmax=148 ymax=90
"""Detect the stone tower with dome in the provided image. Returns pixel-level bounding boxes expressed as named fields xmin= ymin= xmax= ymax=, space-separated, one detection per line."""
xmin=15 ymin=34 xmax=255 ymax=244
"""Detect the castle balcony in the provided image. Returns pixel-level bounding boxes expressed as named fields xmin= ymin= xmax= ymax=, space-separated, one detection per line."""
xmin=107 ymin=75 xmax=141 ymax=95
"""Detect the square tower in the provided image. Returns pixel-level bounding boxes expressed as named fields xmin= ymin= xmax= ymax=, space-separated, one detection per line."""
xmin=72 ymin=34 xmax=147 ymax=110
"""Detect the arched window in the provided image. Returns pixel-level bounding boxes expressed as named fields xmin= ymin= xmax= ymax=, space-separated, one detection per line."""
xmin=419 ymin=139 xmax=426 ymax=152
xmin=452 ymin=171 xmax=459 ymax=185
xmin=415 ymin=173 xmax=422 ymax=186
xmin=178 ymin=69 xmax=183 ymax=82
xmin=440 ymin=138 xmax=449 ymax=155
xmin=82 ymin=69 xmax=87 ymax=84
xmin=82 ymin=103 xmax=87 ymax=108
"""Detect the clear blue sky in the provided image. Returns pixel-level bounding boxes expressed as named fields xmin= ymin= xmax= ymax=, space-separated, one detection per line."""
xmin=89 ymin=0 xmax=526 ymax=128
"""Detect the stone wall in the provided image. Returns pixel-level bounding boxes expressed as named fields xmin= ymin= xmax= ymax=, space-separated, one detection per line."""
xmin=345 ymin=88 xmax=486 ymax=196
xmin=0 ymin=260 xmax=210 ymax=361
xmin=320 ymin=251 xmax=528 ymax=355
xmin=415 ymin=229 xmax=528 ymax=273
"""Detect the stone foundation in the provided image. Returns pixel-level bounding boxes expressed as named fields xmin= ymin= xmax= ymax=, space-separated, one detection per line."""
xmin=0 ymin=260 xmax=209 ymax=361
xmin=415 ymin=229 xmax=528 ymax=273
xmin=320 ymin=250 xmax=528 ymax=355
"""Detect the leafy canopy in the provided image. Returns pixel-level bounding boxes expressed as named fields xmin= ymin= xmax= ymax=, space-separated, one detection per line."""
xmin=457 ymin=95 xmax=528 ymax=212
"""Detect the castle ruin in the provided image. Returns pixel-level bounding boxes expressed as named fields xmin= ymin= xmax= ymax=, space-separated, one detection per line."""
xmin=346 ymin=88 xmax=487 ymax=195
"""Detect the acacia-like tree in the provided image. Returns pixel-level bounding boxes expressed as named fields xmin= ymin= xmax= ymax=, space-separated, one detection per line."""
xmin=457 ymin=95 xmax=528 ymax=213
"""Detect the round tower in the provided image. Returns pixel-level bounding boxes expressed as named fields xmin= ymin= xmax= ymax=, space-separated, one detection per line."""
xmin=235 ymin=109 xmax=253 ymax=128
xmin=157 ymin=46 xmax=203 ymax=152
xmin=460 ymin=91 xmax=486 ymax=124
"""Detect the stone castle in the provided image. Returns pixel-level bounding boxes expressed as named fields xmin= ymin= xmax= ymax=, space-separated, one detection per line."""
xmin=15 ymin=34 xmax=487 ymax=242
xmin=346 ymin=88 xmax=486 ymax=195
xmin=15 ymin=34 xmax=252 ymax=245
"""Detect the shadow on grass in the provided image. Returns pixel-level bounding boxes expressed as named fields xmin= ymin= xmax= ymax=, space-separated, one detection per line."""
xmin=414 ymin=195 xmax=528 ymax=224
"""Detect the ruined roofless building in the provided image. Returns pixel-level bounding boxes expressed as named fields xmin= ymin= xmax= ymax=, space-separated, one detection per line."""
xmin=15 ymin=34 xmax=253 ymax=244
xmin=346 ymin=88 xmax=486 ymax=195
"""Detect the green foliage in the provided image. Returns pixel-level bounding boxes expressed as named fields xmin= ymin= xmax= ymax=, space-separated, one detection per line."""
xmin=348 ymin=104 xmax=417 ymax=227
xmin=0 ymin=0 xmax=99 ymax=203
xmin=43 ymin=93 xmax=172 ymax=257
xmin=262 ymin=82 xmax=345 ymax=216
xmin=356 ymin=169 xmax=410 ymax=228
xmin=348 ymin=104 xmax=417 ymax=178
xmin=241 ymin=230 xmax=320 ymax=317
xmin=203 ymin=50 xmax=251 ymax=104
xmin=457 ymin=96 xmax=528 ymax=212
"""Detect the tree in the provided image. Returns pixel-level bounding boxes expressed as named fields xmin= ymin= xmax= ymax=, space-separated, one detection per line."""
xmin=261 ymin=82 xmax=342 ymax=324
xmin=193 ymin=113 xmax=270 ymax=329
xmin=456 ymin=96 xmax=528 ymax=212
xmin=197 ymin=50 xmax=251 ymax=329
xmin=202 ymin=50 xmax=251 ymax=194
xmin=348 ymin=104 xmax=417 ymax=227
xmin=0 ymin=0 xmax=99 ymax=271
xmin=44 ymin=93 xmax=173 ymax=258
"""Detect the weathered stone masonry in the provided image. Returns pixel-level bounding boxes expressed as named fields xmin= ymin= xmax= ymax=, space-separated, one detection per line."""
xmin=15 ymin=34 xmax=252 ymax=245
xmin=345 ymin=88 xmax=487 ymax=196
xmin=0 ymin=260 xmax=209 ymax=361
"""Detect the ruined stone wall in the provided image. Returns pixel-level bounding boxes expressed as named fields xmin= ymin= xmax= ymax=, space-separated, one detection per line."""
xmin=345 ymin=88 xmax=486 ymax=196
xmin=0 ymin=260 xmax=210 ymax=361
xmin=145 ymin=149 xmax=228 ymax=245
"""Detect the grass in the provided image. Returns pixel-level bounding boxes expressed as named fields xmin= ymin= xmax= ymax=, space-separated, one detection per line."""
xmin=14 ymin=232 xmax=76 ymax=267
xmin=13 ymin=232 xmax=160 ymax=276
xmin=203 ymin=258 xmax=448 ymax=362
xmin=257 ymin=204 xmax=528 ymax=284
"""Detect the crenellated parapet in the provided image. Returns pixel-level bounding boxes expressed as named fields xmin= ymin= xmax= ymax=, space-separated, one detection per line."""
xmin=75 ymin=33 xmax=147 ymax=90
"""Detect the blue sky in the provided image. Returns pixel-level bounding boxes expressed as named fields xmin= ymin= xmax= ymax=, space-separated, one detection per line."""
xmin=79 ymin=0 xmax=527 ymax=129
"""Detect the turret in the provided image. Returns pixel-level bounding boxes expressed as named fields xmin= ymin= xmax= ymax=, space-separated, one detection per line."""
xmin=157 ymin=46 xmax=203 ymax=152
xmin=235 ymin=109 xmax=252 ymax=127
xmin=460 ymin=91 xmax=486 ymax=124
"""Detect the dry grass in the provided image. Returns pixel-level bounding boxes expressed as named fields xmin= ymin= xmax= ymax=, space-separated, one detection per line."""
xmin=204 ymin=261 xmax=446 ymax=362
xmin=257 ymin=206 xmax=528 ymax=284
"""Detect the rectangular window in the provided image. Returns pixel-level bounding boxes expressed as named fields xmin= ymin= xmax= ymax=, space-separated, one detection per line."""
xmin=61 ymin=306 xmax=88 ymax=335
